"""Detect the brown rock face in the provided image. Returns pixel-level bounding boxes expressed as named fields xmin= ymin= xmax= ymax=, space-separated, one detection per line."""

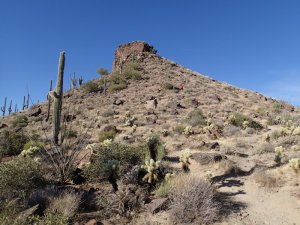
xmin=113 ymin=41 xmax=157 ymax=72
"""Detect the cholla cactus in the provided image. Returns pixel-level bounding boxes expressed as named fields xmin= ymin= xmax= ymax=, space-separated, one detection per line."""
xmin=242 ymin=120 xmax=250 ymax=129
xmin=289 ymin=158 xmax=300 ymax=172
xmin=205 ymin=171 xmax=213 ymax=182
xmin=286 ymin=120 xmax=293 ymax=127
xmin=281 ymin=127 xmax=292 ymax=136
xmin=102 ymin=139 xmax=113 ymax=147
xmin=162 ymin=129 xmax=169 ymax=137
xmin=292 ymin=126 xmax=300 ymax=136
xmin=206 ymin=117 xmax=212 ymax=126
xmin=20 ymin=146 xmax=40 ymax=157
xmin=141 ymin=159 xmax=160 ymax=184
xmin=132 ymin=124 xmax=137 ymax=133
xmin=179 ymin=149 xmax=192 ymax=172
xmin=274 ymin=146 xmax=284 ymax=164
xmin=124 ymin=111 xmax=136 ymax=126
xmin=263 ymin=133 xmax=270 ymax=142
xmin=291 ymin=145 xmax=300 ymax=151
xmin=183 ymin=126 xmax=193 ymax=135
xmin=164 ymin=172 xmax=174 ymax=181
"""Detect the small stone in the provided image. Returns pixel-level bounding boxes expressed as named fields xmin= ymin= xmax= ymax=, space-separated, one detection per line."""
xmin=84 ymin=219 xmax=97 ymax=225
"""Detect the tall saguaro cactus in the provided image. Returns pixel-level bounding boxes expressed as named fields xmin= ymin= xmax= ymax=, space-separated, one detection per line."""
xmin=52 ymin=52 xmax=65 ymax=145
xmin=1 ymin=97 xmax=7 ymax=116
xmin=8 ymin=100 xmax=12 ymax=115
xmin=46 ymin=80 xmax=53 ymax=121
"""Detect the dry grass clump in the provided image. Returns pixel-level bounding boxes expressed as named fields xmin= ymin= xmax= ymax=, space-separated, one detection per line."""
xmin=223 ymin=125 xmax=241 ymax=137
xmin=169 ymin=174 xmax=219 ymax=224
xmin=47 ymin=190 xmax=81 ymax=219
xmin=184 ymin=109 xmax=206 ymax=127
xmin=253 ymin=170 xmax=281 ymax=189
xmin=217 ymin=159 xmax=241 ymax=175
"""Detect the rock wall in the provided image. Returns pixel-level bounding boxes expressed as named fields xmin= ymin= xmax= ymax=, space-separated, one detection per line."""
xmin=112 ymin=41 xmax=157 ymax=72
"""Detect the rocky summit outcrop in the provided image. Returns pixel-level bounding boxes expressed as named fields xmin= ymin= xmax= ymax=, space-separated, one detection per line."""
xmin=113 ymin=41 xmax=157 ymax=72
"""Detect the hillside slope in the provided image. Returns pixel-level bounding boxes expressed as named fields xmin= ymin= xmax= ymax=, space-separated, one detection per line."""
xmin=0 ymin=41 xmax=300 ymax=225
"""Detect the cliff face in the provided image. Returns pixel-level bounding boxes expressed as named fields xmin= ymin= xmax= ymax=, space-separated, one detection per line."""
xmin=112 ymin=41 xmax=157 ymax=72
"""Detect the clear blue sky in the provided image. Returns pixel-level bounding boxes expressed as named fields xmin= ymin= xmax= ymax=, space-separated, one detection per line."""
xmin=1 ymin=0 xmax=300 ymax=111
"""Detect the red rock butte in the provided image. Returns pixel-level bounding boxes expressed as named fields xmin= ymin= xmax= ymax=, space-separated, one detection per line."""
xmin=113 ymin=41 xmax=157 ymax=72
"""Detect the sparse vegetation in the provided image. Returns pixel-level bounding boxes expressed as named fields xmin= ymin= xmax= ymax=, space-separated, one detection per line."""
xmin=12 ymin=115 xmax=28 ymax=128
xmin=169 ymin=174 xmax=219 ymax=224
xmin=81 ymin=80 xmax=102 ymax=93
xmin=0 ymin=157 xmax=46 ymax=200
xmin=98 ymin=129 xmax=117 ymax=142
xmin=0 ymin=130 xmax=29 ymax=156
xmin=185 ymin=109 xmax=206 ymax=126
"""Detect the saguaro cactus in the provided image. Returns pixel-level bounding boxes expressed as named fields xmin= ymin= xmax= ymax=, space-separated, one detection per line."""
xmin=71 ymin=72 xmax=77 ymax=89
xmin=14 ymin=104 xmax=18 ymax=113
xmin=79 ymin=76 xmax=83 ymax=86
xmin=46 ymin=80 xmax=53 ymax=121
xmin=52 ymin=52 xmax=65 ymax=145
xmin=26 ymin=93 xmax=30 ymax=109
xmin=1 ymin=97 xmax=7 ymax=116
xmin=8 ymin=100 xmax=12 ymax=115
xmin=22 ymin=96 xmax=26 ymax=110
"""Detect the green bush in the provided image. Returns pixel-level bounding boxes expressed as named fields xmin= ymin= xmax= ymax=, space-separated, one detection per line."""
xmin=232 ymin=113 xmax=263 ymax=130
xmin=31 ymin=213 xmax=68 ymax=225
xmin=145 ymin=135 xmax=166 ymax=161
xmin=82 ymin=80 xmax=102 ymax=93
xmin=123 ymin=62 xmax=142 ymax=80
xmin=84 ymin=143 xmax=146 ymax=180
xmin=98 ymin=130 xmax=117 ymax=142
xmin=154 ymin=180 xmax=171 ymax=197
xmin=185 ymin=109 xmax=206 ymax=127
xmin=63 ymin=129 xmax=78 ymax=139
xmin=108 ymin=82 xmax=127 ymax=92
xmin=0 ymin=157 xmax=46 ymax=200
xmin=162 ymin=82 xmax=174 ymax=90
xmin=173 ymin=124 xmax=186 ymax=134
xmin=12 ymin=115 xmax=28 ymax=128
xmin=0 ymin=130 xmax=29 ymax=156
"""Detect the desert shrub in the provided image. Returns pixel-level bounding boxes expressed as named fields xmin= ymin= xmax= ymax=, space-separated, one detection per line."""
xmin=173 ymin=124 xmax=186 ymax=134
xmin=0 ymin=200 xmax=28 ymax=225
xmin=21 ymin=140 xmax=45 ymax=157
xmin=123 ymin=62 xmax=142 ymax=80
xmin=63 ymin=129 xmax=78 ymax=139
xmin=154 ymin=179 xmax=172 ymax=197
xmin=270 ymin=129 xmax=282 ymax=140
xmin=31 ymin=213 xmax=68 ymax=225
xmin=162 ymin=82 xmax=174 ymax=90
xmin=107 ymin=72 xmax=128 ymax=92
xmin=97 ymin=68 xmax=109 ymax=76
xmin=102 ymin=109 xmax=115 ymax=117
xmin=81 ymin=80 xmax=102 ymax=93
xmin=84 ymin=143 xmax=146 ymax=180
xmin=169 ymin=174 xmax=219 ymax=224
xmin=231 ymin=113 xmax=263 ymax=130
xmin=0 ymin=130 xmax=29 ymax=156
xmin=253 ymin=170 xmax=281 ymax=188
xmin=185 ymin=109 xmax=206 ymax=127
xmin=273 ymin=102 xmax=283 ymax=114
xmin=12 ymin=115 xmax=28 ymax=128
xmin=0 ymin=157 xmax=46 ymax=200
xmin=145 ymin=135 xmax=166 ymax=161
xmin=223 ymin=125 xmax=241 ymax=137
xmin=98 ymin=130 xmax=117 ymax=142
xmin=46 ymin=191 xmax=81 ymax=219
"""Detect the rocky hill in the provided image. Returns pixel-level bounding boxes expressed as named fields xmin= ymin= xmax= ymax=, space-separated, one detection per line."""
xmin=0 ymin=41 xmax=300 ymax=225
